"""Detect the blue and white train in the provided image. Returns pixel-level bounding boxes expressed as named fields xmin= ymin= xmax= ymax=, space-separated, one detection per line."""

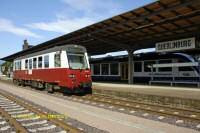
xmin=90 ymin=51 xmax=200 ymax=86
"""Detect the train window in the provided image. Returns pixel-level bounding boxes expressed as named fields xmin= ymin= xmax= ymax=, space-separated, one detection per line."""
xmin=110 ymin=63 xmax=119 ymax=75
xmin=29 ymin=59 xmax=32 ymax=70
xmin=14 ymin=62 xmax=16 ymax=70
xmin=25 ymin=59 xmax=28 ymax=69
xmin=44 ymin=55 xmax=49 ymax=68
xmin=19 ymin=61 xmax=21 ymax=70
xmin=93 ymin=64 xmax=100 ymax=75
xmin=54 ymin=54 xmax=61 ymax=67
xmin=178 ymin=59 xmax=193 ymax=71
xmin=179 ymin=67 xmax=193 ymax=71
xmin=33 ymin=58 xmax=37 ymax=69
xmin=158 ymin=60 xmax=172 ymax=72
xmin=38 ymin=56 xmax=43 ymax=68
xmin=15 ymin=62 xmax=18 ymax=70
xmin=16 ymin=62 xmax=18 ymax=70
xmin=144 ymin=61 xmax=156 ymax=72
xmin=134 ymin=62 xmax=142 ymax=72
xmin=67 ymin=53 xmax=88 ymax=69
xmin=101 ymin=64 xmax=109 ymax=75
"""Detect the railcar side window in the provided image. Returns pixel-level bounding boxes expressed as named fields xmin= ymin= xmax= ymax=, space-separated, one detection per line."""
xmin=144 ymin=61 xmax=156 ymax=72
xmin=179 ymin=67 xmax=193 ymax=71
xmin=158 ymin=60 xmax=172 ymax=72
xmin=25 ymin=59 xmax=28 ymax=69
xmin=19 ymin=61 xmax=21 ymax=70
xmin=33 ymin=58 xmax=37 ymax=69
xmin=29 ymin=59 xmax=32 ymax=70
xmin=93 ymin=64 xmax=100 ymax=75
xmin=134 ymin=62 xmax=142 ymax=72
xmin=54 ymin=54 xmax=61 ymax=67
xmin=44 ymin=55 xmax=49 ymax=68
xmin=15 ymin=62 xmax=18 ymax=70
xmin=14 ymin=62 xmax=17 ymax=70
xmin=110 ymin=63 xmax=119 ymax=75
xmin=38 ymin=56 xmax=43 ymax=68
xmin=178 ymin=59 xmax=193 ymax=71
xmin=101 ymin=64 xmax=109 ymax=75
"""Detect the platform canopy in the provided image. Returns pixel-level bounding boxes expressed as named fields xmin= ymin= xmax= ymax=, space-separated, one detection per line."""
xmin=2 ymin=0 xmax=200 ymax=61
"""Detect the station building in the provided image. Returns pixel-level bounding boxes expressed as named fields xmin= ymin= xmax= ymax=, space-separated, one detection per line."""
xmin=1 ymin=0 xmax=200 ymax=86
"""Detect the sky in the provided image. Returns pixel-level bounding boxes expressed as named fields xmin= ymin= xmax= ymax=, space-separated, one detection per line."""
xmin=0 ymin=0 xmax=154 ymax=59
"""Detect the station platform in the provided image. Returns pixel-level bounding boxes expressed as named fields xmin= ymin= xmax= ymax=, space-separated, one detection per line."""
xmin=92 ymin=82 xmax=200 ymax=110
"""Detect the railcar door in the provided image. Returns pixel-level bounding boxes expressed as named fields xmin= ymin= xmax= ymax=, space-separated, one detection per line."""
xmin=121 ymin=63 xmax=128 ymax=80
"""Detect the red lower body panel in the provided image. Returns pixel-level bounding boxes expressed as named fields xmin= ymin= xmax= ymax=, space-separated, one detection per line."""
xmin=13 ymin=68 xmax=92 ymax=90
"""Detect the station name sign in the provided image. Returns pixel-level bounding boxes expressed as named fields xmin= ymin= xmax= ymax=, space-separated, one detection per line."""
xmin=156 ymin=37 xmax=195 ymax=52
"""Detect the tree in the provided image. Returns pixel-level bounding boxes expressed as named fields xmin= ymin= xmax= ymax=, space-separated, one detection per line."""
xmin=0 ymin=61 xmax=13 ymax=76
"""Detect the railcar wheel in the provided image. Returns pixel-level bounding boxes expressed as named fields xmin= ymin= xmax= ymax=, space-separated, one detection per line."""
xmin=31 ymin=81 xmax=36 ymax=88
xmin=85 ymin=87 xmax=92 ymax=94
xmin=21 ymin=80 xmax=26 ymax=87
xmin=46 ymin=83 xmax=54 ymax=93
xmin=13 ymin=79 xmax=17 ymax=85
xmin=17 ymin=80 xmax=21 ymax=86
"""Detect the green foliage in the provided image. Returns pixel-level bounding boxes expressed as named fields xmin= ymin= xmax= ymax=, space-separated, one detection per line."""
xmin=1 ymin=61 xmax=13 ymax=75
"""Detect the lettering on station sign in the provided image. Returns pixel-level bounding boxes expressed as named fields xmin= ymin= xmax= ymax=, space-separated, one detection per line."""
xmin=156 ymin=37 xmax=195 ymax=52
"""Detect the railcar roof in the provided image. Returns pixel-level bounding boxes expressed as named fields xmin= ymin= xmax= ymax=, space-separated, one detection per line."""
xmin=89 ymin=51 xmax=198 ymax=63
xmin=2 ymin=0 xmax=200 ymax=61
xmin=14 ymin=44 xmax=87 ymax=60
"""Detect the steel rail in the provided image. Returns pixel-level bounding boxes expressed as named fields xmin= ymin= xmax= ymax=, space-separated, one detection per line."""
xmin=92 ymin=93 xmax=200 ymax=114
xmin=75 ymin=94 xmax=200 ymax=123
xmin=0 ymin=92 xmax=82 ymax=133
xmin=0 ymin=107 xmax=28 ymax=133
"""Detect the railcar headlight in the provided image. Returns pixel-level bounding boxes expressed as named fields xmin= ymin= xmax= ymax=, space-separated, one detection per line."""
xmin=85 ymin=74 xmax=91 ymax=78
xmin=68 ymin=74 xmax=75 ymax=78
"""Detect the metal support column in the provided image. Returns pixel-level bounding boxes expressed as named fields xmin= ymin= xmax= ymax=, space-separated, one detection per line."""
xmin=128 ymin=50 xmax=134 ymax=84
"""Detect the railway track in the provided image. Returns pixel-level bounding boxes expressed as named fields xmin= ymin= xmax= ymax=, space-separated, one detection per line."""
xmin=0 ymin=91 xmax=82 ymax=133
xmin=1 ymin=79 xmax=200 ymax=130
xmin=78 ymin=93 xmax=200 ymax=122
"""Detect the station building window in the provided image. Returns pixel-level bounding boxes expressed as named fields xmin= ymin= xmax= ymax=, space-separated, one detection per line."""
xmin=54 ymin=54 xmax=61 ymax=67
xmin=144 ymin=61 xmax=156 ymax=72
xmin=33 ymin=58 xmax=37 ymax=69
xmin=134 ymin=62 xmax=142 ymax=72
xmin=158 ymin=60 xmax=172 ymax=72
xmin=38 ymin=56 xmax=43 ymax=68
xmin=25 ymin=59 xmax=28 ymax=69
xmin=110 ymin=63 xmax=119 ymax=75
xmin=101 ymin=64 xmax=109 ymax=75
xmin=93 ymin=64 xmax=100 ymax=75
xmin=44 ymin=55 xmax=49 ymax=68
xmin=29 ymin=59 xmax=32 ymax=70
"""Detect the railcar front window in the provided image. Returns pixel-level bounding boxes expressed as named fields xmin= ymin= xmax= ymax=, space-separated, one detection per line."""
xmin=67 ymin=53 xmax=88 ymax=69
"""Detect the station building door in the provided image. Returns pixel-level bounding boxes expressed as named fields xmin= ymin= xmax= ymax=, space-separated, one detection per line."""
xmin=120 ymin=63 xmax=128 ymax=80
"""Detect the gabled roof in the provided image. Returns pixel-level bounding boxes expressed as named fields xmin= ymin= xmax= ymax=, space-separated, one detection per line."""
xmin=2 ymin=0 xmax=200 ymax=61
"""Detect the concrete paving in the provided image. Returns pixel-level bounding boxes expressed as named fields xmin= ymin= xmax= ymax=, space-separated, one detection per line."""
xmin=93 ymin=82 xmax=200 ymax=100
xmin=0 ymin=82 xmax=199 ymax=133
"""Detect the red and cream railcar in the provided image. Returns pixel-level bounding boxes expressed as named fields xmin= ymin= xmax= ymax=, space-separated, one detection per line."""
xmin=13 ymin=45 xmax=92 ymax=94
